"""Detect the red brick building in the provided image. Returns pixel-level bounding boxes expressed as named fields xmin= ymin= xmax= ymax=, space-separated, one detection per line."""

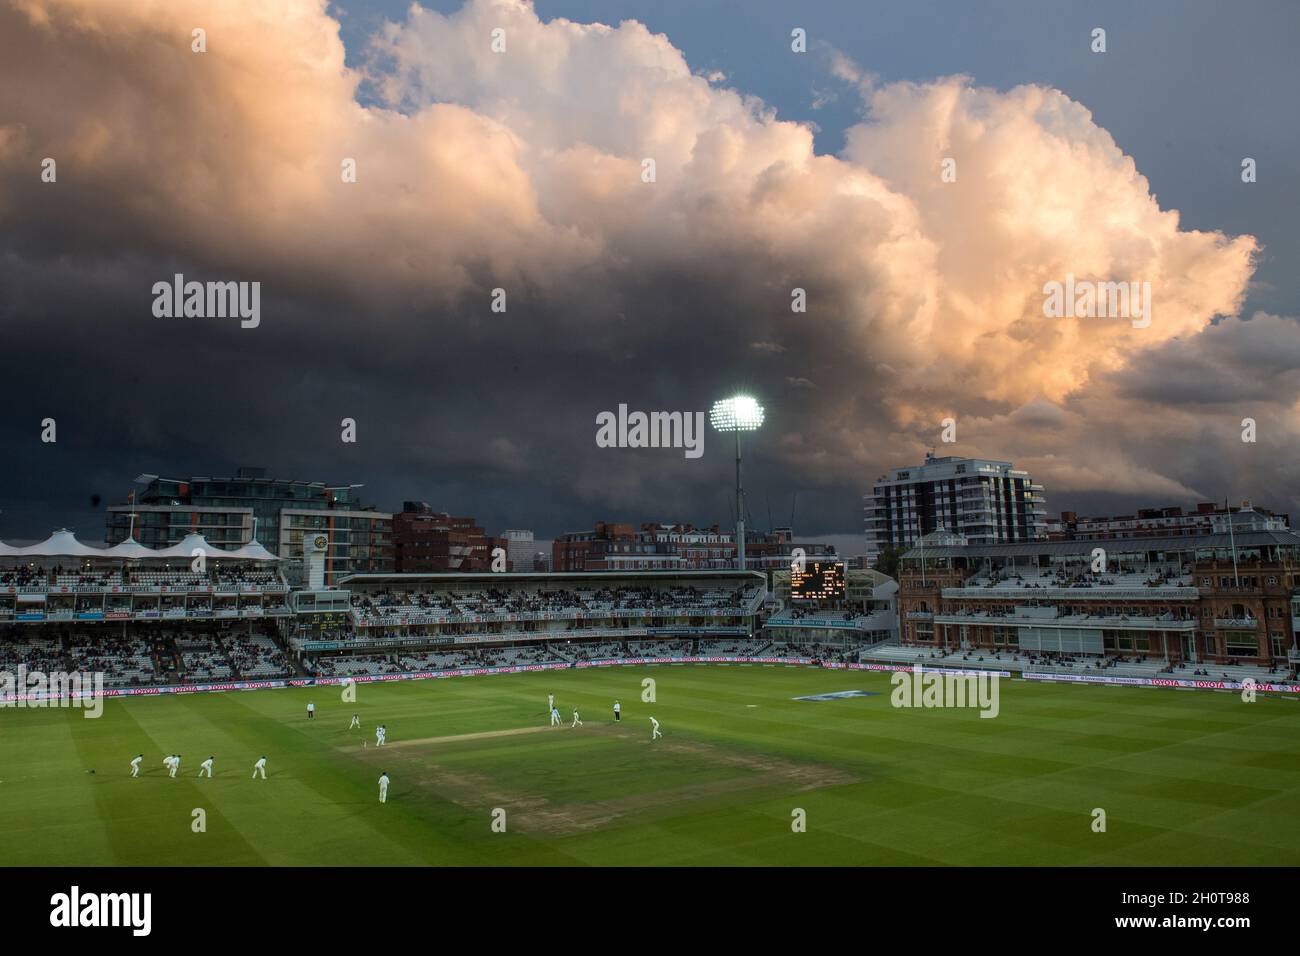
xmin=897 ymin=519 xmax=1300 ymax=665
xmin=393 ymin=502 xmax=505 ymax=572
xmin=552 ymin=522 xmax=836 ymax=572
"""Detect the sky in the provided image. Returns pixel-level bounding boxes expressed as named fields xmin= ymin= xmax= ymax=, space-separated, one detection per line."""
xmin=1 ymin=0 xmax=1298 ymax=552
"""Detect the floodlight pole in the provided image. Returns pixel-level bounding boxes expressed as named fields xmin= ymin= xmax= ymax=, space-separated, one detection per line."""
xmin=735 ymin=429 xmax=745 ymax=572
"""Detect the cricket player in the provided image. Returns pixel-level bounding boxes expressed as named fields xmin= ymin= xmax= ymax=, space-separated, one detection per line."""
xmin=130 ymin=754 xmax=143 ymax=777
xmin=166 ymin=754 xmax=181 ymax=778
xmin=547 ymin=693 xmax=554 ymax=712
xmin=550 ymin=706 xmax=561 ymax=726
xmin=378 ymin=771 xmax=390 ymax=804
xmin=199 ymin=756 xmax=214 ymax=778
xmin=307 ymin=701 xmax=315 ymax=720
xmin=375 ymin=724 xmax=386 ymax=746
xmin=252 ymin=756 xmax=267 ymax=780
xmin=162 ymin=754 xmax=174 ymax=775
xmin=349 ymin=713 xmax=361 ymax=729
xmin=650 ymin=717 xmax=662 ymax=740
xmin=613 ymin=700 xmax=621 ymax=722
xmin=571 ymin=708 xmax=583 ymax=728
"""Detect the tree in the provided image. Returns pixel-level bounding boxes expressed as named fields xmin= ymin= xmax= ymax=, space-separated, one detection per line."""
xmin=872 ymin=546 xmax=903 ymax=580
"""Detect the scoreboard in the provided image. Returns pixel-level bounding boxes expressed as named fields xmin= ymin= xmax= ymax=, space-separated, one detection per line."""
xmin=790 ymin=561 xmax=846 ymax=600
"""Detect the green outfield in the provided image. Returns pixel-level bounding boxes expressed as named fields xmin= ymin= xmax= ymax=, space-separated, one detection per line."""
xmin=2 ymin=664 xmax=1298 ymax=866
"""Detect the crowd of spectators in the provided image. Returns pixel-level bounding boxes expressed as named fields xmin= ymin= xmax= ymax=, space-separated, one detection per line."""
xmin=352 ymin=583 xmax=759 ymax=623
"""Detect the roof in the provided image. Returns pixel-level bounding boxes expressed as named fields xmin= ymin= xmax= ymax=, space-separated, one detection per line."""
xmin=338 ymin=569 xmax=767 ymax=585
xmin=0 ymin=529 xmax=280 ymax=562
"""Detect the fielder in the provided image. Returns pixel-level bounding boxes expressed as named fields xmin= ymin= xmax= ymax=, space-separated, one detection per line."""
xmin=129 ymin=754 xmax=143 ymax=777
xmin=199 ymin=756 xmax=214 ymax=778
xmin=252 ymin=756 xmax=267 ymax=780
xmin=375 ymin=724 xmax=386 ymax=747
xmin=571 ymin=708 xmax=583 ymax=728
xmin=378 ymin=771 xmax=390 ymax=804
xmin=549 ymin=706 xmax=561 ymax=726
xmin=547 ymin=693 xmax=554 ymax=712
xmin=165 ymin=754 xmax=181 ymax=778
xmin=307 ymin=701 xmax=316 ymax=720
xmin=349 ymin=713 xmax=361 ymax=729
xmin=650 ymin=717 xmax=662 ymax=740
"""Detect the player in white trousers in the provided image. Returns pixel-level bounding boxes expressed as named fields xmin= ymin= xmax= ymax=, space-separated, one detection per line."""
xmin=129 ymin=754 xmax=143 ymax=777
xmin=252 ymin=756 xmax=267 ymax=779
xmin=375 ymin=724 xmax=386 ymax=746
xmin=613 ymin=700 xmax=621 ymax=722
xmin=349 ymin=713 xmax=361 ymax=729
xmin=571 ymin=708 xmax=582 ymax=728
xmin=550 ymin=706 xmax=561 ymax=726
xmin=199 ymin=756 xmax=214 ymax=778
xmin=650 ymin=717 xmax=662 ymax=740
xmin=378 ymin=772 xmax=390 ymax=804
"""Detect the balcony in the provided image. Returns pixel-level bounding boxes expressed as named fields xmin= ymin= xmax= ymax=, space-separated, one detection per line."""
xmin=1214 ymin=617 xmax=1258 ymax=629
xmin=934 ymin=611 xmax=1195 ymax=632
xmin=905 ymin=610 xmax=934 ymax=621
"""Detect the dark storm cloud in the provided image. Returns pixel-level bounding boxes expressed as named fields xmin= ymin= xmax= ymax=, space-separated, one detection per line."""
xmin=0 ymin=0 xmax=1290 ymax=546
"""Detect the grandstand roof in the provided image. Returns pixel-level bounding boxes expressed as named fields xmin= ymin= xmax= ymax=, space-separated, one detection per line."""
xmin=901 ymin=528 xmax=1300 ymax=560
xmin=150 ymin=532 xmax=278 ymax=562
xmin=102 ymin=537 xmax=159 ymax=559
xmin=0 ymin=530 xmax=279 ymax=562
xmin=338 ymin=569 xmax=766 ymax=585
xmin=3 ymin=528 xmax=105 ymax=558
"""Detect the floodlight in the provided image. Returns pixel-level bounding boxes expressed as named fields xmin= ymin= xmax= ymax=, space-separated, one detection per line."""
xmin=710 ymin=394 xmax=765 ymax=570
xmin=710 ymin=396 xmax=765 ymax=432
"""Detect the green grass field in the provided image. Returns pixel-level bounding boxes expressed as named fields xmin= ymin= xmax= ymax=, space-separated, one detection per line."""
xmin=2 ymin=664 xmax=1298 ymax=866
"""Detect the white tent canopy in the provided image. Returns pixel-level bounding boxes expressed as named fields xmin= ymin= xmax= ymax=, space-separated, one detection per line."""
xmin=11 ymin=529 xmax=106 ymax=558
xmin=0 ymin=530 xmax=280 ymax=562
xmin=222 ymin=539 xmax=279 ymax=562
xmin=102 ymin=537 xmax=162 ymax=560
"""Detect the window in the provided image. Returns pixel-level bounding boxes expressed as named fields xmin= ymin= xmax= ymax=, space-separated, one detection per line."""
xmin=1224 ymin=632 xmax=1258 ymax=656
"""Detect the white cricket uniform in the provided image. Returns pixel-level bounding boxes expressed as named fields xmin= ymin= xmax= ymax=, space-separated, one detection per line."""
xmin=307 ymin=703 xmax=315 ymax=719
xmin=651 ymin=718 xmax=662 ymax=739
xmin=378 ymin=773 xmax=390 ymax=803
xmin=375 ymin=727 xmax=386 ymax=746
xmin=571 ymin=710 xmax=582 ymax=727
xmin=165 ymin=756 xmax=179 ymax=777
xmin=199 ymin=758 xmax=214 ymax=778
xmin=349 ymin=714 xmax=361 ymax=728
xmin=253 ymin=758 xmax=267 ymax=779
xmin=550 ymin=707 xmax=561 ymax=726
xmin=547 ymin=694 xmax=554 ymax=711
xmin=613 ymin=702 xmax=621 ymax=721
xmin=130 ymin=756 xmax=142 ymax=777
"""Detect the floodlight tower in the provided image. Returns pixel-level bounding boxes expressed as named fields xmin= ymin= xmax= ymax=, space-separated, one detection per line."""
xmin=710 ymin=395 xmax=765 ymax=571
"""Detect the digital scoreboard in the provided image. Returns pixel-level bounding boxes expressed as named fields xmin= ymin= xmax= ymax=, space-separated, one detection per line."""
xmin=790 ymin=561 xmax=846 ymax=600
